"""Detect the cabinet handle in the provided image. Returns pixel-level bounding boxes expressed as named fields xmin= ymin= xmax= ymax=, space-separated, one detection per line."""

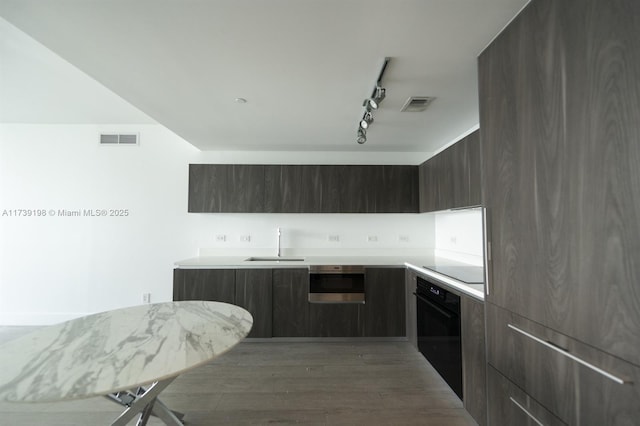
xmin=482 ymin=207 xmax=490 ymax=295
xmin=507 ymin=324 xmax=631 ymax=385
xmin=509 ymin=397 xmax=545 ymax=426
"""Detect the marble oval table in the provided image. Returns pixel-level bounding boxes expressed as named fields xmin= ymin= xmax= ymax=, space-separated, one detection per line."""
xmin=0 ymin=301 xmax=253 ymax=425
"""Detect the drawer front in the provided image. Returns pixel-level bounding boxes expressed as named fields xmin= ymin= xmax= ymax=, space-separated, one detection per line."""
xmin=488 ymin=365 xmax=566 ymax=426
xmin=486 ymin=303 xmax=640 ymax=425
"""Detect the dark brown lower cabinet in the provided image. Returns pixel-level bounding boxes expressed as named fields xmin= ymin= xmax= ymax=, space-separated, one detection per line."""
xmin=308 ymin=303 xmax=361 ymax=337
xmin=272 ymin=269 xmax=309 ymax=337
xmin=361 ymin=268 xmax=405 ymax=337
xmin=461 ymin=296 xmax=486 ymax=426
xmin=487 ymin=365 xmax=566 ymax=426
xmin=173 ymin=269 xmax=235 ymax=303
xmin=174 ymin=267 xmax=408 ymax=339
xmin=486 ymin=303 xmax=640 ymax=425
xmin=405 ymin=269 xmax=418 ymax=348
xmin=235 ymin=269 xmax=272 ymax=338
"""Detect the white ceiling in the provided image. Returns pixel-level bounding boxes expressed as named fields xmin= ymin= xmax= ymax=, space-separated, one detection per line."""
xmin=0 ymin=0 xmax=528 ymax=154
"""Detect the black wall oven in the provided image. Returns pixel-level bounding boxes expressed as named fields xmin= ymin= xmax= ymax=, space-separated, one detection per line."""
xmin=414 ymin=276 xmax=462 ymax=399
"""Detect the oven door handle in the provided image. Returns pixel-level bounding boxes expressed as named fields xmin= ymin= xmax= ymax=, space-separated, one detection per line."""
xmin=413 ymin=292 xmax=455 ymax=319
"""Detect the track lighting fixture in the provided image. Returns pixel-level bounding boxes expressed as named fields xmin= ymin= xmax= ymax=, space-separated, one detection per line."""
xmin=355 ymin=57 xmax=390 ymax=145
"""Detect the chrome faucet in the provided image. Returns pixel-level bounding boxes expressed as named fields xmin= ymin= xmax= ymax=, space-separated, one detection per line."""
xmin=276 ymin=227 xmax=281 ymax=257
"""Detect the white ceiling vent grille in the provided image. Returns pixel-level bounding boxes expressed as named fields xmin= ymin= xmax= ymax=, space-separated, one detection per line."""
xmin=401 ymin=96 xmax=436 ymax=112
xmin=99 ymin=133 xmax=139 ymax=145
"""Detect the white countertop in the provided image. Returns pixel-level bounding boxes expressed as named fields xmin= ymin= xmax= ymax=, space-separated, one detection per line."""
xmin=175 ymin=252 xmax=485 ymax=301
xmin=175 ymin=255 xmax=427 ymax=268
xmin=405 ymin=263 xmax=485 ymax=301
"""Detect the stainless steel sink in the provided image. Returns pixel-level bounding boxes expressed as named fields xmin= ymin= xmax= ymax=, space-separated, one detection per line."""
xmin=245 ymin=257 xmax=305 ymax=262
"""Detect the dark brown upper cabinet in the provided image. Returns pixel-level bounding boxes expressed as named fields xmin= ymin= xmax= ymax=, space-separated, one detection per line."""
xmin=189 ymin=164 xmax=418 ymax=213
xmin=264 ymin=165 xmax=341 ymax=213
xmin=339 ymin=165 xmax=418 ymax=213
xmin=418 ymin=130 xmax=481 ymax=212
xmin=188 ymin=164 xmax=265 ymax=212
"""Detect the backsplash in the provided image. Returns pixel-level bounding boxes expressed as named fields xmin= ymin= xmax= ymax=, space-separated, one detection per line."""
xmin=193 ymin=213 xmax=435 ymax=257
xmin=434 ymin=208 xmax=484 ymax=265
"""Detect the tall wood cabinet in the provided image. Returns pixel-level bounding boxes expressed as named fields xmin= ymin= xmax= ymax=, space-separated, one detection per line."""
xmin=479 ymin=0 xmax=640 ymax=423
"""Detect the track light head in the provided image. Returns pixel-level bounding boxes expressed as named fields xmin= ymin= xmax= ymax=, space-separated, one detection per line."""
xmin=357 ymin=127 xmax=367 ymax=144
xmin=373 ymin=86 xmax=386 ymax=104
xmin=363 ymin=98 xmax=378 ymax=111
xmin=360 ymin=112 xmax=374 ymax=129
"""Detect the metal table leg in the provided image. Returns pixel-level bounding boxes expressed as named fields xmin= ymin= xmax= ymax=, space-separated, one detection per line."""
xmin=106 ymin=376 xmax=184 ymax=426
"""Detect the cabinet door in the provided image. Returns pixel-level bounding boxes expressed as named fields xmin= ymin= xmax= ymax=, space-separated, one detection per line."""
xmin=377 ymin=166 xmax=419 ymax=213
xmin=338 ymin=165 xmax=377 ymax=213
xmin=188 ymin=164 xmax=265 ymax=212
xmin=235 ymin=269 xmax=272 ymax=338
xmin=486 ymin=303 xmax=640 ymax=425
xmin=308 ymin=303 xmax=361 ymax=337
xmin=479 ymin=0 xmax=640 ymax=365
xmin=264 ymin=165 xmax=340 ymax=213
xmin=487 ymin=365 xmax=566 ymax=426
xmin=418 ymin=130 xmax=480 ymax=212
xmin=173 ymin=268 xmax=235 ymax=303
xmin=465 ymin=131 xmax=481 ymax=207
xmin=339 ymin=165 xmax=418 ymax=213
xmin=418 ymin=160 xmax=435 ymax=212
xmin=272 ymin=269 xmax=309 ymax=337
xmin=461 ymin=296 xmax=486 ymax=426
xmin=450 ymin=131 xmax=481 ymax=209
xmin=361 ymin=268 xmax=406 ymax=337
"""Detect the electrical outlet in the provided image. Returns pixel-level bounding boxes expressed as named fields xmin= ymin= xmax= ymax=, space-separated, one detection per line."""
xmin=450 ymin=236 xmax=457 ymax=245
xmin=399 ymin=235 xmax=409 ymax=243
xmin=215 ymin=234 xmax=227 ymax=242
xmin=142 ymin=293 xmax=151 ymax=304
xmin=328 ymin=235 xmax=340 ymax=242
xmin=240 ymin=235 xmax=251 ymax=242
xmin=367 ymin=235 xmax=378 ymax=243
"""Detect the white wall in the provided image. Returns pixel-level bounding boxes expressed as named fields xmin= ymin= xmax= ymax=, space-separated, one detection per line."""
xmin=0 ymin=123 xmax=435 ymax=325
xmin=0 ymin=124 xmax=201 ymax=324
xmin=434 ymin=208 xmax=484 ymax=265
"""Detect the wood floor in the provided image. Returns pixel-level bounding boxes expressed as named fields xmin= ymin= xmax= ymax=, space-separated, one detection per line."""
xmin=0 ymin=327 xmax=476 ymax=425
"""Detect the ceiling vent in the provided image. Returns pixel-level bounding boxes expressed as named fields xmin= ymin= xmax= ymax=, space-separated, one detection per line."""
xmin=401 ymin=96 xmax=436 ymax=112
xmin=99 ymin=133 xmax=139 ymax=145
